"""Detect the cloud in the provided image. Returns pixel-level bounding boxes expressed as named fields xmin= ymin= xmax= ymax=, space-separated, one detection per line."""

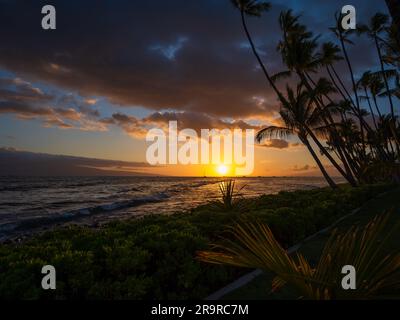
xmin=0 ymin=148 xmax=154 ymax=176
xmin=290 ymin=142 xmax=302 ymax=147
xmin=258 ymin=139 xmax=304 ymax=149
xmin=149 ymin=37 xmax=189 ymax=60
xmin=0 ymin=0 xmax=389 ymax=135
xmin=292 ymin=164 xmax=317 ymax=171
xmin=262 ymin=139 xmax=289 ymax=149
xmin=103 ymin=111 xmax=261 ymax=138
xmin=0 ymin=77 xmax=52 ymax=103
xmin=0 ymin=100 xmax=53 ymax=118
xmin=0 ymin=76 xmax=106 ymax=131
xmin=0 ymin=0 xmax=289 ymax=119
xmin=0 ymin=146 xmax=18 ymax=152
xmin=0 ymin=76 xmax=261 ymax=137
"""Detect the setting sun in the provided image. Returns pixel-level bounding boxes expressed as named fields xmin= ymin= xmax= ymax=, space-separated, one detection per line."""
xmin=216 ymin=164 xmax=229 ymax=176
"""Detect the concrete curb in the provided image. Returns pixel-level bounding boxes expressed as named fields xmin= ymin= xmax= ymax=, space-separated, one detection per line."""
xmin=205 ymin=191 xmax=389 ymax=300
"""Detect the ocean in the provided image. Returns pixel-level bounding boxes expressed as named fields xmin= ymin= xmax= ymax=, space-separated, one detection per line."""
xmin=0 ymin=176 xmax=340 ymax=241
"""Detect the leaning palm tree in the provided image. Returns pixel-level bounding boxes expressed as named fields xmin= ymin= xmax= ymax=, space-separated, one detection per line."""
xmin=257 ymin=83 xmax=337 ymax=188
xmin=198 ymin=211 xmax=400 ymax=299
xmin=358 ymin=13 xmax=396 ymax=121
xmin=275 ymin=12 xmax=358 ymax=186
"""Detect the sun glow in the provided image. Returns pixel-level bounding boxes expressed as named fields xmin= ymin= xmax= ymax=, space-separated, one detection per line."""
xmin=216 ymin=164 xmax=229 ymax=176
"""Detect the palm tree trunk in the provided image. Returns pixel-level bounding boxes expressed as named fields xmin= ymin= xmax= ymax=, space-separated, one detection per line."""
xmin=329 ymin=65 xmax=356 ymax=108
xmin=301 ymin=137 xmax=337 ymax=189
xmin=326 ymin=66 xmax=351 ymax=107
xmin=374 ymin=34 xmax=400 ymax=156
xmin=331 ymin=64 xmax=374 ymax=136
xmin=305 ymin=126 xmax=357 ymax=186
xmin=374 ymin=35 xmax=396 ymax=120
xmin=304 ymin=71 xmax=362 ymax=179
xmin=364 ymin=88 xmax=378 ymax=130
xmin=372 ymin=93 xmax=383 ymax=120
xmin=338 ymin=32 xmax=367 ymax=155
xmin=299 ymin=72 xmax=358 ymax=185
xmin=240 ymin=10 xmax=283 ymax=101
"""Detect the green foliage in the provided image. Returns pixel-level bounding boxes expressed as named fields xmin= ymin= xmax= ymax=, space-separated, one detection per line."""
xmin=211 ymin=180 xmax=247 ymax=211
xmin=198 ymin=211 xmax=400 ymax=299
xmin=360 ymin=160 xmax=400 ymax=183
xmin=0 ymin=183 xmax=394 ymax=299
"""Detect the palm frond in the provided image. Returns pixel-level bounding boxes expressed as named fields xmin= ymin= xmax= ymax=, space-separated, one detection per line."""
xmin=198 ymin=211 xmax=400 ymax=299
xmin=271 ymin=70 xmax=292 ymax=82
xmin=256 ymin=126 xmax=294 ymax=143
xmin=230 ymin=0 xmax=271 ymax=17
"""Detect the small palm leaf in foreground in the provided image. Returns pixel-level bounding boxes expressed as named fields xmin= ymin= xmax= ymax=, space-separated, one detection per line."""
xmin=198 ymin=212 xmax=400 ymax=299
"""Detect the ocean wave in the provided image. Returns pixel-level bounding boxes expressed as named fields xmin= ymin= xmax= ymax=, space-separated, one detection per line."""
xmin=167 ymin=180 xmax=221 ymax=193
xmin=0 ymin=192 xmax=170 ymax=238
xmin=0 ymin=184 xmax=50 ymax=192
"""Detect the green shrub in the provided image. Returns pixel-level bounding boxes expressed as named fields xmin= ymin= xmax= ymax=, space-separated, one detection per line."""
xmin=0 ymin=183 xmax=394 ymax=299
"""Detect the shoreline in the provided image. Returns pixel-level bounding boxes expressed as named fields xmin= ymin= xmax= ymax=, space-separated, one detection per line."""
xmin=0 ymin=177 xmax=334 ymax=243
xmin=0 ymin=183 xmax=395 ymax=299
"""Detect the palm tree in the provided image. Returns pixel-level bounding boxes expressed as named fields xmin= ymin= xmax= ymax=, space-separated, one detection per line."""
xmin=275 ymin=12 xmax=358 ymax=185
xmin=377 ymin=114 xmax=397 ymax=156
xmin=230 ymin=0 xmax=283 ymax=100
xmin=256 ymin=83 xmax=338 ymax=188
xmin=358 ymin=71 xmax=379 ymax=130
xmin=369 ymin=73 xmax=385 ymax=120
xmin=358 ymin=13 xmax=396 ymax=121
xmin=331 ymin=13 xmax=366 ymax=153
xmin=231 ymin=2 xmax=399 ymax=182
xmin=320 ymin=42 xmax=356 ymax=109
xmin=382 ymin=23 xmax=400 ymax=69
xmin=385 ymin=0 xmax=400 ymax=45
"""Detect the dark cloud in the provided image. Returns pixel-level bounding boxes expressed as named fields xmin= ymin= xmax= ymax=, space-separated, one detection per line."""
xmin=0 ymin=0 xmax=388 ymax=122
xmin=0 ymin=147 xmax=154 ymax=176
xmin=102 ymin=111 xmax=260 ymax=138
xmin=0 ymin=76 xmax=107 ymax=130
xmin=0 ymin=100 xmax=53 ymax=117
xmin=262 ymin=139 xmax=289 ymax=149
xmin=0 ymin=146 xmax=18 ymax=152
xmin=258 ymin=139 xmax=304 ymax=149
xmin=56 ymin=94 xmax=100 ymax=118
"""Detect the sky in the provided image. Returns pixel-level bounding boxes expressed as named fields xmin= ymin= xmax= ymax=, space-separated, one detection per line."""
xmin=0 ymin=0 xmax=392 ymax=176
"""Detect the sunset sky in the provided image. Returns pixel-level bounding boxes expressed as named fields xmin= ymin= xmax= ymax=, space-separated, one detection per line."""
xmin=0 ymin=0 xmax=391 ymax=176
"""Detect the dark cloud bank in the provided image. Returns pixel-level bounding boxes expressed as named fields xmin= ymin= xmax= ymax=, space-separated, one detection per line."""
xmin=0 ymin=147 xmax=153 ymax=176
xmin=0 ymin=0 xmax=388 ymax=126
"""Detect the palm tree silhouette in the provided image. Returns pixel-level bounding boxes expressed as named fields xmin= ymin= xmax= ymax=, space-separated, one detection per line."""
xmin=231 ymin=1 xmax=400 ymax=185
xmin=276 ymin=11 xmax=358 ymax=185
xmin=358 ymin=13 xmax=396 ymax=121
xmin=358 ymin=71 xmax=379 ymax=130
xmin=385 ymin=0 xmax=400 ymax=45
xmin=331 ymin=13 xmax=367 ymax=154
xmin=320 ymin=42 xmax=355 ymax=109
xmin=256 ymin=83 xmax=338 ymax=188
